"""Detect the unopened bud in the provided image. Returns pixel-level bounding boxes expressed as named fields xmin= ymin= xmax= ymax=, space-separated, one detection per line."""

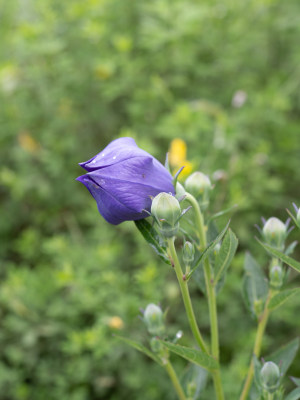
xmin=183 ymin=241 xmax=195 ymax=264
xmin=262 ymin=217 xmax=287 ymax=250
xmin=175 ymin=181 xmax=185 ymax=199
xmin=185 ymin=172 xmax=212 ymax=209
xmin=150 ymin=337 xmax=163 ymax=353
xmin=260 ymin=361 xmax=280 ymax=393
xmin=270 ymin=265 xmax=283 ymax=289
xmin=151 ymin=192 xmax=181 ymax=237
xmin=143 ymin=304 xmax=165 ymax=336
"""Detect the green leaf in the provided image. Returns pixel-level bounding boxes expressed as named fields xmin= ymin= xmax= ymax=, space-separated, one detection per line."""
xmin=135 ymin=219 xmax=171 ymax=265
xmin=256 ymin=238 xmax=300 ymax=273
xmin=291 ymin=377 xmax=300 ymax=387
xmin=208 ymin=204 xmax=238 ymax=222
xmin=285 ymin=241 xmax=298 ymax=256
xmin=285 ymin=387 xmax=300 ymax=400
xmin=214 ymin=229 xmax=238 ymax=284
xmin=188 ymin=221 xmax=230 ymax=279
xmin=287 ymin=208 xmax=300 ymax=230
xmin=266 ymin=338 xmax=299 ymax=375
xmin=268 ymin=288 xmax=300 ymax=311
xmin=115 ymin=335 xmax=163 ymax=366
xmin=242 ymin=252 xmax=268 ymax=315
xmin=161 ymin=341 xmax=219 ymax=371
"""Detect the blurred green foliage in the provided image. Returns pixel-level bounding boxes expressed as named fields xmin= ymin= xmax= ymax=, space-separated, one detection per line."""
xmin=0 ymin=0 xmax=300 ymax=398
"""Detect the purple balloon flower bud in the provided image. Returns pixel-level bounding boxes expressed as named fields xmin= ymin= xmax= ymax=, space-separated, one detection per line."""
xmin=77 ymin=137 xmax=174 ymax=225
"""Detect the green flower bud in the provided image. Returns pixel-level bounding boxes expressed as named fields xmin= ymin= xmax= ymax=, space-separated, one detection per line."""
xmin=183 ymin=241 xmax=195 ymax=265
xmin=269 ymin=265 xmax=283 ymax=289
xmin=175 ymin=181 xmax=186 ymax=199
xmin=185 ymin=172 xmax=212 ymax=209
xmin=151 ymin=192 xmax=181 ymax=237
xmin=260 ymin=361 xmax=281 ymax=393
xmin=143 ymin=303 xmax=165 ymax=336
xmin=150 ymin=337 xmax=163 ymax=353
xmin=262 ymin=217 xmax=287 ymax=250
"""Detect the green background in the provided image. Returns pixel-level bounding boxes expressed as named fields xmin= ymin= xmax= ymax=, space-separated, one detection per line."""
xmin=0 ymin=0 xmax=300 ymax=398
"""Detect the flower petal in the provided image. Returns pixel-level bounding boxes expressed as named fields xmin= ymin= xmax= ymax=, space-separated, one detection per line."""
xmin=79 ymin=137 xmax=146 ymax=171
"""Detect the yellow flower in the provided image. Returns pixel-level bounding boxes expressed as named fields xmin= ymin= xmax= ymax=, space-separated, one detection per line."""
xmin=18 ymin=132 xmax=40 ymax=154
xmin=107 ymin=316 xmax=124 ymax=330
xmin=168 ymin=138 xmax=193 ymax=179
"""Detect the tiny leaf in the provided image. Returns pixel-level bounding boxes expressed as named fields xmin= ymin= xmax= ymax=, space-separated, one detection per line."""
xmin=268 ymin=288 xmax=300 ymax=311
xmin=161 ymin=341 xmax=219 ymax=371
xmin=115 ymin=335 xmax=163 ymax=365
xmin=266 ymin=338 xmax=299 ymax=375
xmin=135 ymin=219 xmax=171 ymax=265
xmin=214 ymin=229 xmax=238 ymax=284
xmin=256 ymin=238 xmax=300 ymax=273
xmin=290 ymin=377 xmax=300 ymax=387
xmin=208 ymin=204 xmax=238 ymax=222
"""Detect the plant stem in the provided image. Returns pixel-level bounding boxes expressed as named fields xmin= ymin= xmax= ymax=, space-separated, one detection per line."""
xmin=164 ymin=359 xmax=187 ymax=400
xmin=167 ymin=237 xmax=209 ymax=354
xmin=185 ymin=193 xmax=224 ymax=400
xmin=239 ymin=293 xmax=272 ymax=400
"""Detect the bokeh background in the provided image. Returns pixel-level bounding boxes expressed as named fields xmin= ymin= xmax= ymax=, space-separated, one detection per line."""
xmin=1 ymin=0 xmax=300 ymax=399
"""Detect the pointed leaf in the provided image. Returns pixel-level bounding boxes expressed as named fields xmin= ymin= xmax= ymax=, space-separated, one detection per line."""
xmin=287 ymin=208 xmax=300 ymax=230
xmin=242 ymin=253 xmax=268 ymax=315
xmin=285 ymin=387 xmax=300 ymax=400
xmin=208 ymin=204 xmax=238 ymax=222
xmin=266 ymin=338 xmax=299 ymax=375
xmin=290 ymin=377 xmax=300 ymax=387
xmin=268 ymin=288 xmax=300 ymax=311
xmin=161 ymin=341 xmax=219 ymax=371
xmin=115 ymin=335 xmax=163 ymax=365
xmin=285 ymin=241 xmax=298 ymax=256
xmin=135 ymin=219 xmax=171 ymax=265
xmin=181 ymin=364 xmax=208 ymax=400
xmin=188 ymin=221 xmax=230 ymax=279
xmin=214 ymin=229 xmax=238 ymax=284
xmin=256 ymin=238 xmax=300 ymax=273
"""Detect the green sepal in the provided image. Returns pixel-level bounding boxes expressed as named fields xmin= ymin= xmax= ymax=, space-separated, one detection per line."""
xmin=114 ymin=335 xmax=163 ymax=366
xmin=285 ymin=241 xmax=298 ymax=256
xmin=160 ymin=341 xmax=219 ymax=371
xmin=213 ymin=229 xmax=238 ymax=285
xmin=268 ymin=288 xmax=300 ymax=312
xmin=266 ymin=338 xmax=299 ymax=375
xmin=256 ymin=238 xmax=300 ymax=273
xmin=135 ymin=219 xmax=171 ymax=265
xmin=291 ymin=377 xmax=300 ymax=387
xmin=285 ymin=387 xmax=300 ymax=400
xmin=187 ymin=220 xmax=230 ymax=280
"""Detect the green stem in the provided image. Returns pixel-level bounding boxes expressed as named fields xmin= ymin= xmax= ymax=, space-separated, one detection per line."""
xmin=164 ymin=359 xmax=187 ymax=400
xmin=239 ymin=292 xmax=272 ymax=400
xmin=185 ymin=193 xmax=224 ymax=400
xmin=167 ymin=237 xmax=209 ymax=354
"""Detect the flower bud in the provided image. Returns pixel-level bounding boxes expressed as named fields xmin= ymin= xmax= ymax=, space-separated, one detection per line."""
xmin=183 ymin=241 xmax=195 ymax=265
xmin=260 ymin=361 xmax=281 ymax=393
xmin=150 ymin=337 xmax=163 ymax=353
xmin=151 ymin=192 xmax=181 ymax=237
xmin=143 ymin=304 xmax=165 ymax=336
xmin=175 ymin=181 xmax=185 ymax=199
xmin=269 ymin=265 xmax=283 ymax=289
xmin=262 ymin=217 xmax=287 ymax=250
xmin=185 ymin=172 xmax=212 ymax=209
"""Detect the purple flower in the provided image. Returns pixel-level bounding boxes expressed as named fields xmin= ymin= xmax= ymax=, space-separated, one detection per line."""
xmin=77 ymin=137 xmax=174 ymax=225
